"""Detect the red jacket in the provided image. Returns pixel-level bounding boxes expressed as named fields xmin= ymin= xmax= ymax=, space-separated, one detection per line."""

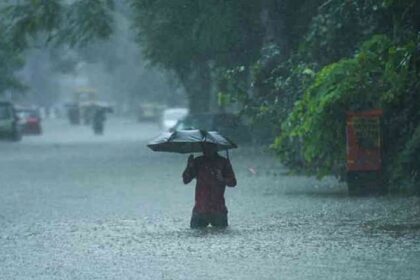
xmin=183 ymin=154 xmax=236 ymax=214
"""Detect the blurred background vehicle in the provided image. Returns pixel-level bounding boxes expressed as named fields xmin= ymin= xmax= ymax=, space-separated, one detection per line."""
xmin=80 ymin=102 xmax=96 ymax=125
xmin=137 ymin=103 xmax=166 ymax=122
xmin=64 ymin=88 xmax=102 ymax=125
xmin=171 ymin=112 xmax=252 ymax=144
xmin=0 ymin=101 xmax=22 ymax=141
xmin=16 ymin=107 xmax=42 ymax=135
xmin=160 ymin=108 xmax=188 ymax=131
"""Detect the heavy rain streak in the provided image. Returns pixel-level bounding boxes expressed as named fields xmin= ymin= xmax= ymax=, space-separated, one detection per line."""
xmin=1 ymin=1 xmax=419 ymax=279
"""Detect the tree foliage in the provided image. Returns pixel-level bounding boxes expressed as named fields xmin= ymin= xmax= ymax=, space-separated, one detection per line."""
xmin=0 ymin=21 xmax=25 ymax=94
xmin=130 ymin=0 xmax=264 ymax=113
xmin=211 ymin=0 xmax=419 ymax=191
xmin=130 ymin=0 xmax=262 ymax=69
xmin=2 ymin=0 xmax=114 ymax=48
xmin=274 ymin=35 xmax=419 ymax=178
xmin=0 ymin=0 xmax=115 ymax=96
xmin=264 ymin=0 xmax=420 ymax=191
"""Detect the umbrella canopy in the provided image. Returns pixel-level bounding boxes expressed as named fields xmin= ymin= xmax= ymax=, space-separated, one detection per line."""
xmin=147 ymin=129 xmax=237 ymax=154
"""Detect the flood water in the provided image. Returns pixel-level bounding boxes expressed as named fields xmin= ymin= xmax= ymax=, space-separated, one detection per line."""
xmin=1 ymin=118 xmax=419 ymax=279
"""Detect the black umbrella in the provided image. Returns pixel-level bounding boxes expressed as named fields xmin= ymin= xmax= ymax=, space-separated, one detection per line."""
xmin=147 ymin=129 xmax=237 ymax=154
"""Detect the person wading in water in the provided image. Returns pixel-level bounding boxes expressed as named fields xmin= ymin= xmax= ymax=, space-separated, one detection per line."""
xmin=182 ymin=143 xmax=237 ymax=228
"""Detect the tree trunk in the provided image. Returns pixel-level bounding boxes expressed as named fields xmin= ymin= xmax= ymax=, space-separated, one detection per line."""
xmin=177 ymin=61 xmax=212 ymax=114
xmin=261 ymin=0 xmax=290 ymax=58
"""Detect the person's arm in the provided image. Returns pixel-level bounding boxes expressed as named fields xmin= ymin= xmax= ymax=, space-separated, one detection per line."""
xmin=182 ymin=155 xmax=196 ymax=184
xmin=222 ymin=159 xmax=237 ymax=187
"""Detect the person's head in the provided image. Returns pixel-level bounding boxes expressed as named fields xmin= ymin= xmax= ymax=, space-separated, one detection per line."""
xmin=201 ymin=142 xmax=218 ymax=157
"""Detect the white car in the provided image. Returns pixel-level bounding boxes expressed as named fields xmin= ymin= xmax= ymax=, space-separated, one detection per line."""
xmin=160 ymin=108 xmax=188 ymax=131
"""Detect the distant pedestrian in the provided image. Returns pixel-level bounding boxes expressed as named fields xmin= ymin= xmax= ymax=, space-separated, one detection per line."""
xmin=182 ymin=143 xmax=237 ymax=228
xmin=92 ymin=107 xmax=106 ymax=135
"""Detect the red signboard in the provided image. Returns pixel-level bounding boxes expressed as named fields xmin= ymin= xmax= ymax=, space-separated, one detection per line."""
xmin=346 ymin=110 xmax=383 ymax=171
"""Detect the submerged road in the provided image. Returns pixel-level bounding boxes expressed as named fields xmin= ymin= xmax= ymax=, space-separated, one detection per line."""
xmin=0 ymin=118 xmax=419 ymax=279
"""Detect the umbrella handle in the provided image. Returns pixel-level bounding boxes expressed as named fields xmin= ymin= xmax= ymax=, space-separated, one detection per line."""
xmin=226 ymin=149 xmax=229 ymax=160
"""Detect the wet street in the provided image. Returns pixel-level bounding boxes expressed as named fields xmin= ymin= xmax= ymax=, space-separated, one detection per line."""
xmin=1 ymin=118 xmax=419 ymax=280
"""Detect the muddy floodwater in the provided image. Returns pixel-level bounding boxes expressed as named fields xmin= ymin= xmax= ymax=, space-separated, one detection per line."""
xmin=1 ymin=119 xmax=419 ymax=279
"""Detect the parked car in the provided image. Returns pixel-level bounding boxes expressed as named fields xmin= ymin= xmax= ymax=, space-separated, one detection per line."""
xmin=0 ymin=101 xmax=22 ymax=141
xmin=171 ymin=113 xmax=252 ymax=144
xmin=16 ymin=107 xmax=42 ymax=135
xmin=160 ymin=108 xmax=188 ymax=131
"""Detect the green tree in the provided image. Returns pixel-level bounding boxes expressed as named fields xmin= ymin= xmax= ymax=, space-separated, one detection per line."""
xmin=130 ymin=0 xmax=263 ymax=113
xmin=2 ymin=0 xmax=114 ymax=49
xmin=272 ymin=0 xmax=420 ymax=191
xmin=0 ymin=20 xmax=25 ymax=95
xmin=0 ymin=0 xmax=115 ymax=97
xmin=216 ymin=0 xmax=419 ymax=192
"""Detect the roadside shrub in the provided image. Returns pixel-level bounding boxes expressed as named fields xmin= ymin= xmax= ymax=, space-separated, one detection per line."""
xmin=273 ymin=34 xmax=420 ymax=189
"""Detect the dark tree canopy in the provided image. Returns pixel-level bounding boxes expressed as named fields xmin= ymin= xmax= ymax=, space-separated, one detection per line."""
xmin=130 ymin=0 xmax=264 ymax=113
